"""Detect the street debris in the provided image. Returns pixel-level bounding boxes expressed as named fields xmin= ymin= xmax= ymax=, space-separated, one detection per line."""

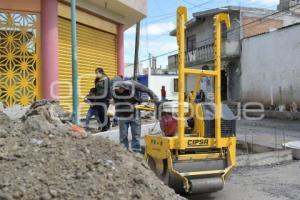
xmin=0 ymin=104 xmax=29 ymax=120
xmin=0 ymin=100 xmax=184 ymax=200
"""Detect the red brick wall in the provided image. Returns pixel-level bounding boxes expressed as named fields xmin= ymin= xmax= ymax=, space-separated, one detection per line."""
xmin=243 ymin=16 xmax=283 ymax=38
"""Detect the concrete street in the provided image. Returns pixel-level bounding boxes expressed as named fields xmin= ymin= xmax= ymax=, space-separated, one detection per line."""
xmin=237 ymin=118 xmax=300 ymax=148
xmin=187 ymin=161 xmax=300 ymax=200
xmin=94 ymin=118 xmax=300 ymax=200
xmin=187 ymin=118 xmax=300 ymax=200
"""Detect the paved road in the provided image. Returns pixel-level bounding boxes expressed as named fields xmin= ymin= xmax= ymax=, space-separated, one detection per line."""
xmin=185 ymin=161 xmax=300 ymax=200
xmin=94 ymin=118 xmax=300 ymax=200
xmin=186 ymin=118 xmax=300 ymax=200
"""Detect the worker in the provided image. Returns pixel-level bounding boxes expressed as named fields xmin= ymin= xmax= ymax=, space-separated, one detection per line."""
xmin=161 ymin=86 xmax=166 ymax=101
xmin=112 ymin=78 xmax=159 ymax=152
xmin=94 ymin=67 xmax=111 ymax=132
xmin=195 ymin=89 xmax=206 ymax=103
xmin=188 ymin=91 xmax=194 ymax=103
xmin=110 ymin=75 xmax=124 ymax=127
xmin=84 ymin=88 xmax=100 ymax=128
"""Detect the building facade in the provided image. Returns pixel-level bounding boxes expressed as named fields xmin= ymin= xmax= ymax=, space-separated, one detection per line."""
xmin=168 ymin=4 xmax=300 ymax=102
xmin=0 ymin=0 xmax=146 ymax=115
xmin=148 ymin=74 xmax=178 ymax=101
xmin=241 ymin=23 xmax=300 ymax=106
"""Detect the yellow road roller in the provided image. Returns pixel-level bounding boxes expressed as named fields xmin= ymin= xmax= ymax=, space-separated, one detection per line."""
xmin=144 ymin=6 xmax=236 ymax=194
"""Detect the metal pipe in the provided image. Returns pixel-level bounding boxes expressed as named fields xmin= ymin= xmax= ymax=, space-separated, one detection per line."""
xmin=133 ymin=22 xmax=140 ymax=81
xmin=71 ymin=0 xmax=79 ymax=124
xmin=176 ymin=7 xmax=187 ymax=149
xmin=184 ymin=69 xmax=217 ymax=76
xmin=213 ymin=13 xmax=230 ymax=148
xmin=214 ymin=15 xmax=222 ymax=147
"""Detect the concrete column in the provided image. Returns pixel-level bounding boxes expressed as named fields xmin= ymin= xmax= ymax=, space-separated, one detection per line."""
xmin=41 ymin=0 xmax=59 ymax=99
xmin=117 ymin=24 xmax=124 ymax=76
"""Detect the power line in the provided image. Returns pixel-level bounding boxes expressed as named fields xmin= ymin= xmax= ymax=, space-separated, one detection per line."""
xmin=127 ymin=2 xmax=300 ymax=67
xmin=147 ymin=0 xmax=279 ymax=22
xmin=147 ymin=0 xmax=217 ymax=24
xmin=141 ymin=0 xmax=219 ymax=45
xmin=175 ymin=3 xmax=300 ymax=48
xmin=133 ymin=1 xmax=297 ymax=64
xmin=228 ymin=6 xmax=292 ymax=38
xmin=138 ymin=0 xmax=218 ymax=60
xmin=144 ymin=0 xmax=278 ymax=39
xmin=181 ymin=0 xmax=196 ymax=6
xmin=228 ymin=4 xmax=297 ymax=35
xmin=153 ymin=0 xmax=165 ymax=14
xmin=145 ymin=19 xmax=150 ymax=56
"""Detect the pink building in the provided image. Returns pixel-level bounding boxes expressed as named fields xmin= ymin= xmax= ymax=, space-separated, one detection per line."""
xmin=0 ymin=0 xmax=146 ymax=115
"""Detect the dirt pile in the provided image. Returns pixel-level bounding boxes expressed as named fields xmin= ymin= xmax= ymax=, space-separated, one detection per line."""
xmin=0 ymin=100 xmax=184 ymax=200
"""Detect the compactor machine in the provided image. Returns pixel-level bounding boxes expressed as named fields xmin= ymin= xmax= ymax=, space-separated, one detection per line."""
xmin=144 ymin=7 xmax=237 ymax=194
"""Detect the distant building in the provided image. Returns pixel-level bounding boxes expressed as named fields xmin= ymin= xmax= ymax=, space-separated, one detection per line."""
xmin=277 ymin=0 xmax=300 ymax=13
xmin=148 ymin=74 xmax=178 ymax=101
xmin=168 ymin=4 xmax=300 ymax=102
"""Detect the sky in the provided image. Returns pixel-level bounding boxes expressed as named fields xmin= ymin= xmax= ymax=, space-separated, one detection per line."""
xmin=124 ymin=0 xmax=280 ymax=69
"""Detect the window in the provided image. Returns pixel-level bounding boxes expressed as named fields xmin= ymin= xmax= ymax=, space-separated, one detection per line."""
xmin=173 ymin=78 xmax=178 ymax=92
xmin=186 ymin=35 xmax=196 ymax=51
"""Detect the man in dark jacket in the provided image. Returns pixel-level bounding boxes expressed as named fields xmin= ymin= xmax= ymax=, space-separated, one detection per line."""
xmin=84 ymin=88 xmax=100 ymax=128
xmin=112 ymin=79 xmax=159 ymax=152
xmin=94 ymin=68 xmax=111 ymax=131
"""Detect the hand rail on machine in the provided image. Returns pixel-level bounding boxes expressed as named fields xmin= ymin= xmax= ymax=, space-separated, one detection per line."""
xmin=176 ymin=6 xmax=231 ymax=149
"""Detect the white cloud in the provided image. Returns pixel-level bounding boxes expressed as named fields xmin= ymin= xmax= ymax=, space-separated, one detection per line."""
xmin=124 ymin=39 xmax=177 ymax=58
xmin=125 ymin=22 xmax=175 ymax=36
xmin=148 ymin=40 xmax=177 ymax=53
xmin=124 ymin=40 xmax=135 ymax=49
xmin=124 ymin=20 xmax=177 ymax=67
xmin=143 ymin=22 xmax=175 ymax=36
xmin=247 ymin=0 xmax=279 ymax=5
xmin=124 ymin=38 xmax=177 ymax=67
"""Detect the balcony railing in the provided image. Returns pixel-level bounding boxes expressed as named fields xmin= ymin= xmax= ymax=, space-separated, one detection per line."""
xmin=187 ymin=43 xmax=215 ymax=63
xmin=168 ymin=41 xmax=240 ymax=69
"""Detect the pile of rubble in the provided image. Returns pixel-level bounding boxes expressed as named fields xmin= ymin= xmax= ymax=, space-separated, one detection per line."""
xmin=0 ymin=100 xmax=183 ymax=200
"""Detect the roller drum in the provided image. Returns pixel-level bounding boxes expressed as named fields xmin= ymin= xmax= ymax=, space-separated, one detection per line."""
xmin=189 ymin=177 xmax=224 ymax=194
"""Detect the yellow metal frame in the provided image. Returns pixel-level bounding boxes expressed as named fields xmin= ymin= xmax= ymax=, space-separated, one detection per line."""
xmin=135 ymin=104 xmax=155 ymax=111
xmin=144 ymin=6 xmax=236 ymax=193
xmin=176 ymin=8 xmax=232 ymax=149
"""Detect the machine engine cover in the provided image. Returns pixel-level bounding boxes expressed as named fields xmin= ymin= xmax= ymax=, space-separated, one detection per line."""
xmin=160 ymin=114 xmax=177 ymax=137
xmin=202 ymin=104 xmax=236 ymax=137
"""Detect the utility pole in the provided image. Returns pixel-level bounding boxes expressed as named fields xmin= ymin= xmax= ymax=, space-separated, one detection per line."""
xmin=133 ymin=22 xmax=140 ymax=81
xmin=148 ymin=53 xmax=152 ymax=75
xmin=71 ymin=0 xmax=79 ymax=124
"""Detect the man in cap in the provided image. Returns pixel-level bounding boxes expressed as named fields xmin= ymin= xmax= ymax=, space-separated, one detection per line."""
xmin=111 ymin=78 xmax=159 ymax=152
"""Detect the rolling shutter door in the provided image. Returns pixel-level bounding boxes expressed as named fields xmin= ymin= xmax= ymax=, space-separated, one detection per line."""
xmin=58 ymin=17 xmax=117 ymax=116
